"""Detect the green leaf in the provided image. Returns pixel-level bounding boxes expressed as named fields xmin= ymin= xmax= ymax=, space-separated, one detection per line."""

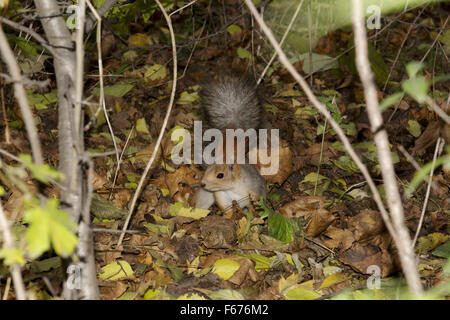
xmin=177 ymin=91 xmax=199 ymax=105
xmin=144 ymin=64 xmax=167 ymax=81
xmin=379 ymin=92 xmax=404 ymax=111
xmin=24 ymin=199 xmax=78 ymax=259
xmin=405 ymin=61 xmax=424 ymax=78
xmin=136 ymin=118 xmax=150 ymax=134
xmin=301 ymin=172 xmax=328 ymax=184
xmin=93 ymin=82 xmax=135 ymax=97
xmin=405 ymin=154 xmax=449 ymax=198
xmin=432 ymin=241 xmax=450 ymax=259
xmin=407 ymin=120 xmax=421 ymax=138
xmin=259 ymin=199 xmax=294 ymax=244
xmin=19 ymin=154 xmax=65 ymax=183
xmin=237 ymin=47 xmax=252 ymax=60
xmin=227 ymin=24 xmax=242 ymax=36
xmin=402 ymin=77 xmax=430 ymax=104
xmin=279 ymin=89 xmax=302 ymax=97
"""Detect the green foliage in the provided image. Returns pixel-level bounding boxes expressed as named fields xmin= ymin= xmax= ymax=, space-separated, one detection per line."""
xmin=258 ymin=198 xmax=294 ymax=244
xmin=379 ymin=92 xmax=404 ymax=111
xmin=19 ymin=154 xmax=65 ymax=183
xmin=24 ymin=198 xmax=78 ymax=259
xmin=405 ymin=149 xmax=450 ymax=198
xmin=0 ymin=248 xmax=26 ymax=266
xmin=402 ymin=77 xmax=430 ymax=104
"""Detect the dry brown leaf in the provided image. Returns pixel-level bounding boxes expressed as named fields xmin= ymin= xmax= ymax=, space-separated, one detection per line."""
xmin=278 ymin=196 xmax=327 ymax=218
xmin=348 ymin=209 xmax=385 ymax=241
xmin=305 ymin=208 xmax=336 ymax=237
xmin=412 ymin=121 xmax=440 ymax=156
xmin=3 ymin=190 xmax=25 ymax=221
xmin=165 ymin=165 xmax=201 ymax=199
xmin=99 ymin=280 xmax=129 ymax=300
xmin=200 ymin=216 xmax=237 ymax=249
xmin=339 ymin=243 xmax=396 ymax=277
xmin=321 ymin=225 xmax=356 ymax=251
xmin=227 ymin=257 xmax=256 ymax=286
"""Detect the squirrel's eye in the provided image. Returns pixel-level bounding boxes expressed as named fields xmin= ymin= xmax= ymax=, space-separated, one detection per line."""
xmin=217 ymin=173 xmax=224 ymax=179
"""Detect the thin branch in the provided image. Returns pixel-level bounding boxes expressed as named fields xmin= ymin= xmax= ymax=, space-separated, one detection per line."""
xmin=397 ymin=145 xmax=440 ymax=194
xmin=382 ymin=5 xmax=427 ymax=92
xmin=0 ymin=202 xmax=27 ymax=300
xmin=117 ymin=0 xmax=178 ymax=246
xmin=0 ymin=25 xmax=43 ymax=165
xmin=169 ymin=0 xmax=199 ymax=17
xmin=109 ymin=126 xmax=134 ymax=200
xmin=0 ymin=87 xmax=11 ymax=144
xmin=0 ymin=16 xmax=61 ymax=58
xmin=351 ymin=0 xmax=422 ymax=295
xmin=425 ymin=96 xmax=450 ymax=125
xmin=85 ymin=0 xmax=121 ymax=194
xmin=412 ymin=137 xmax=444 ymax=248
xmin=2 ymin=277 xmax=11 ymax=300
xmin=420 ymin=14 xmax=450 ymax=64
xmin=257 ymin=0 xmax=304 ymax=85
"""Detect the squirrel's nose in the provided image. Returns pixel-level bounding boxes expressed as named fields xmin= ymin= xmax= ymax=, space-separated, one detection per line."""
xmin=201 ymin=183 xmax=206 ymax=187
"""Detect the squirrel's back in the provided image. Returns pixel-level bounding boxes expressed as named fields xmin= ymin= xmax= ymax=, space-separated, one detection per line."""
xmin=201 ymin=74 xmax=262 ymax=130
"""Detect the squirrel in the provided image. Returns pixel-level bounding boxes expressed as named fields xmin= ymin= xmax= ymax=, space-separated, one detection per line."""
xmin=194 ymin=74 xmax=266 ymax=213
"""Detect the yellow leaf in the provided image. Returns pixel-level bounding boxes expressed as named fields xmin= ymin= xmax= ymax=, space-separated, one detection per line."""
xmin=128 ymin=33 xmax=152 ymax=46
xmin=416 ymin=233 xmax=449 ymax=252
xmin=187 ymin=256 xmax=200 ymax=275
xmin=284 ymin=286 xmax=321 ymax=300
xmin=212 ymin=259 xmax=240 ymax=280
xmin=237 ymin=47 xmax=252 ymax=60
xmin=177 ymin=207 xmax=210 ymax=219
xmin=227 ymin=24 xmax=242 ymax=36
xmin=278 ymin=273 xmax=300 ymax=292
xmin=144 ymin=64 xmax=167 ymax=81
xmin=98 ymin=260 xmax=134 ymax=281
xmin=143 ymin=289 xmax=160 ymax=300
xmin=319 ymin=272 xmax=347 ymax=289
xmin=177 ymin=293 xmax=207 ymax=300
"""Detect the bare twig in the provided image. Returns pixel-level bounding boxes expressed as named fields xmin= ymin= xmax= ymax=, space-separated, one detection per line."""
xmin=169 ymin=0 xmax=199 ymax=17
xmin=352 ymin=0 xmax=422 ymax=295
xmin=74 ymin=0 xmax=87 ymax=141
xmin=0 ymin=16 xmax=60 ymax=58
xmin=425 ymin=96 xmax=450 ymax=125
xmin=86 ymin=0 xmax=121 ymax=194
xmin=0 ymin=87 xmax=11 ymax=144
xmin=420 ymin=14 xmax=449 ymax=64
xmin=382 ymin=5 xmax=427 ymax=92
xmin=397 ymin=145 xmax=440 ymax=193
xmin=109 ymin=126 xmax=134 ymax=200
xmin=0 ymin=26 xmax=43 ymax=164
xmin=412 ymin=137 xmax=444 ymax=248
xmin=0 ymin=202 xmax=27 ymax=300
xmin=117 ymin=0 xmax=178 ymax=246
xmin=256 ymin=0 xmax=304 ymax=85
xmin=2 ymin=277 xmax=11 ymax=300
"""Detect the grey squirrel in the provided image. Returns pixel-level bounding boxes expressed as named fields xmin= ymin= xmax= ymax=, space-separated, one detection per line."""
xmin=194 ymin=74 xmax=266 ymax=212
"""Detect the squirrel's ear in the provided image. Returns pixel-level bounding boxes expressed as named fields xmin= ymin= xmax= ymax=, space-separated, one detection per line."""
xmin=229 ymin=164 xmax=234 ymax=171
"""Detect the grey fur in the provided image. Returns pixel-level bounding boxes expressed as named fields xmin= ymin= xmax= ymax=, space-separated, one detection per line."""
xmin=201 ymin=74 xmax=262 ymax=130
